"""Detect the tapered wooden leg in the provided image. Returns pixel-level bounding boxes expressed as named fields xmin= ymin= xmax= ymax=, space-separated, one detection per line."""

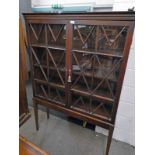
xmin=46 ymin=107 xmax=49 ymax=119
xmin=104 ymin=126 xmax=114 ymax=155
xmin=33 ymin=101 xmax=39 ymax=130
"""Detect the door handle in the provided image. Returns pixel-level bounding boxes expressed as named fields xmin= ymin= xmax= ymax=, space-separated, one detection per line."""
xmin=67 ymin=69 xmax=72 ymax=83
xmin=67 ymin=75 xmax=71 ymax=83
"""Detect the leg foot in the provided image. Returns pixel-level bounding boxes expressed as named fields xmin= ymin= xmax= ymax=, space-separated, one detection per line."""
xmin=104 ymin=126 xmax=114 ymax=155
xmin=46 ymin=107 xmax=49 ymax=119
xmin=33 ymin=101 xmax=39 ymax=130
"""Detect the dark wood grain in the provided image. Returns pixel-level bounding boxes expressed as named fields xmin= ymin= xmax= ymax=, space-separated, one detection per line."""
xmin=19 ymin=17 xmax=30 ymax=126
xmin=19 ymin=136 xmax=49 ymax=155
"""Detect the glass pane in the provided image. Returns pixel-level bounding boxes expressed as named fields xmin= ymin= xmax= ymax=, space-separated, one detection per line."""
xmin=35 ymin=82 xmax=48 ymax=100
xmin=48 ymin=48 xmax=65 ymax=86
xmin=31 ymin=23 xmax=66 ymax=106
xmin=47 ymin=24 xmax=66 ymax=105
xmin=32 ymin=47 xmax=47 ymax=66
xmin=32 ymin=47 xmax=48 ymax=81
xmin=90 ymin=98 xmax=112 ymax=119
xmin=47 ymin=24 xmax=66 ymax=47
xmin=34 ymin=67 xmax=47 ymax=81
xmin=71 ymin=93 xmax=90 ymax=113
xmin=49 ymin=87 xmax=65 ymax=105
xmin=73 ymin=25 xmax=128 ymax=56
xmin=29 ymin=24 xmax=46 ymax=45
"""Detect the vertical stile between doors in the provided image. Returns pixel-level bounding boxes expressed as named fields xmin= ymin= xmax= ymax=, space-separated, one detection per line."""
xmin=65 ymin=21 xmax=73 ymax=107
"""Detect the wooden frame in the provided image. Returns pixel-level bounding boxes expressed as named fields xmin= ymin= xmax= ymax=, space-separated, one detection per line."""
xmin=19 ymin=17 xmax=30 ymax=126
xmin=23 ymin=12 xmax=135 ymax=155
xmin=20 ymin=136 xmax=49 ymax=155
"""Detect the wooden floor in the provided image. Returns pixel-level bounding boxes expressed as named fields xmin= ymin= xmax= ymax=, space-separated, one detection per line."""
xmin=20 ymin=136 xmax=49 ymax=155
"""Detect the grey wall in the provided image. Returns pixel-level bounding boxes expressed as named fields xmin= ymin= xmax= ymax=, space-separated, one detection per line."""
xmin=19 ymin=0 xmax=32 ymax=72
xmin=19 ymin=0 xmax=32 ymax=15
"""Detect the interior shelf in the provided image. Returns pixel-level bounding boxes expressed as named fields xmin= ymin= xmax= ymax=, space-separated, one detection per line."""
xmin=71 ymin=85 xmax=114 ymax=103
xmin=31 ymin=44 xmax=122 ymax=58
xmin=34 ymin=64 xmax=47 ymax=68
xmin=34 ymin=78 xmax=65 ymax=90
xmin=30 ymin=44 xmax=66 ymax=51
xmin=34 ymin=64 xmax=65 ymax=72
xmin=49 ymin=66 xmax=65 ymax=72
xmin=73 ymin=69 xmax=117 ymax=82
xmin=72 ymin=48 xmax=123 ymax=58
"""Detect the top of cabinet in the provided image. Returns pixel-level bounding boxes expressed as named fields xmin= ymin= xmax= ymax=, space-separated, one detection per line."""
xmin=23 ymin=11 xmax=135 ymax=21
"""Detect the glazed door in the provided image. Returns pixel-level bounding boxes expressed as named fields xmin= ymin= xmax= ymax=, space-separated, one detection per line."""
xmin=68 ymin=20 xmax=130 ymax=121
xmin=27 ymin=21 xmax=67 ymax=106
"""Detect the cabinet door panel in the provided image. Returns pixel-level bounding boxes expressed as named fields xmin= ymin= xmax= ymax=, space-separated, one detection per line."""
xmin=28 ymin=23 xmax=67 ymax=106
xmin=70 ymin=21 xmax=129 ymax=120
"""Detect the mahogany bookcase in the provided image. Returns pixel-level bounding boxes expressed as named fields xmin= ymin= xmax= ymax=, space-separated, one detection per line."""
xmin=23 ymin=11 xmax=135 ymax=155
